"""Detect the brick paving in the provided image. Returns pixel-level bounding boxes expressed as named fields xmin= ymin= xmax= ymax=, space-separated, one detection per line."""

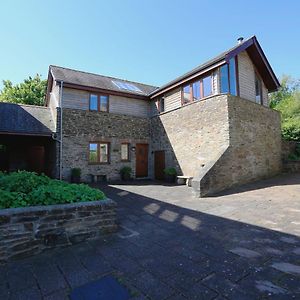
xmin=1 ymin=173 xmax=300 ymax=299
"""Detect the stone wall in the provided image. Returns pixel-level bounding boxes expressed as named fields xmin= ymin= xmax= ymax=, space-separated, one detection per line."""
xmin=194 ymin=95 xmax=282 ymax=196
xmin=150 ymin=94 xmax=282 ymax=196
xmin=150 ymin=94 xmax=230 ymax=179
xmin=61 ymin=108 xmax=150 ymax=181
xmin=0 ymin=199 xmax=117 ymax=264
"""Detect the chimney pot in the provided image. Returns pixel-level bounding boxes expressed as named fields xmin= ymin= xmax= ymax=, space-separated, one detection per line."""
xmin=237 ymin=37 xmax=244 ymax=44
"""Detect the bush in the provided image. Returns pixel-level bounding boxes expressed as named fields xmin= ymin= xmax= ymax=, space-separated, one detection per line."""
xmin=0 ymin=171 xmax=105 ymax=209
xmin=163 ymin=167 xmax=177 ymax=176
xmin=71 ymin=168 xmax=81 ymax=177
xmin=120 ymin=166 xmax=132 ymax=175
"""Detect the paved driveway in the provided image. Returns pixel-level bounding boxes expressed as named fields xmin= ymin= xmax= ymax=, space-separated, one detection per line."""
xmin=1 ymin=174 xmax=300 ymax=299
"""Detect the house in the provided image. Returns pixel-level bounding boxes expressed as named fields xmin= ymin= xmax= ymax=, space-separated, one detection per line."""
xmin=0 ymin=36 xmax=282 ymax=196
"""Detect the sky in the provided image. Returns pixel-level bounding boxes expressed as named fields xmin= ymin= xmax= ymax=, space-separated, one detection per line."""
xmin=0 ymin=0 xmax=299 ymax=89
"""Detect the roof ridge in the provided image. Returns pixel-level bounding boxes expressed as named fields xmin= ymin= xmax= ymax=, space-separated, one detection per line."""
xmin=50 ymin=65 xmax=158 ymax=89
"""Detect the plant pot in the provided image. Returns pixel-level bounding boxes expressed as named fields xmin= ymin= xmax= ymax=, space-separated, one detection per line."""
xmin=165 ymin=174 xmax=176 ymax=183
xmin=121 ymin=173 xmax=131 ymax=181
xmin=71 ymin=175 xmax=81 ymax=183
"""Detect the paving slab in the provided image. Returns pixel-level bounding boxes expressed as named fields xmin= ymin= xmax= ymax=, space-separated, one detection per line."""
xmin=1 ymin=173 xmax=300 ymax=299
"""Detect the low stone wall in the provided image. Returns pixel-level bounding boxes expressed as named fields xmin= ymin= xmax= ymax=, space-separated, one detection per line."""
xmin=282 ymin=140 xmax=300 ymax=159
xmin=283 ymin=161 xmax=300 ymax=173
xmin=0 ymin=199 xmax=117 ymax=264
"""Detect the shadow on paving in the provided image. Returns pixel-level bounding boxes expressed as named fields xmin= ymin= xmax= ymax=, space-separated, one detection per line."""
xmin=0 ymin=180 xmax=300 ymax=300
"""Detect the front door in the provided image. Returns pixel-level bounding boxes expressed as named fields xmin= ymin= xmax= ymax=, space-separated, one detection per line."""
xmin=154 ymin=150 xmax=165 ymax=180
xmin=136 ymin=144 xmax=148 ymax=178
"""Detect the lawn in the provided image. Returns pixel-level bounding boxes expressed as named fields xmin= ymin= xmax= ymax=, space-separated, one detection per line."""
xmin=0 ymin=171 xmax=105 ymax=209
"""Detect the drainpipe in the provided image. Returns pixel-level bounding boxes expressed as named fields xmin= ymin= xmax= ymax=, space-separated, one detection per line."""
xmin=59 ymin=81 xmax=64 ymax=180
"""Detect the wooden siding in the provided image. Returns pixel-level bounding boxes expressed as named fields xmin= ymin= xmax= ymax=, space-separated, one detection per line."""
xmin=109 ymin=95 xmax=150 ymax=118
xmin=238 ymin=51 xmax=268 ymax=106
xmin=61 ymin=88 xmax=150 ymax=118
xmin=164 ymin=88 xmax=181 ymax=112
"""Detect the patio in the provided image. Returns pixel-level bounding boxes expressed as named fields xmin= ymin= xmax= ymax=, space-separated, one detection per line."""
xmin=1 ymin=173 xmax=300 ymax=299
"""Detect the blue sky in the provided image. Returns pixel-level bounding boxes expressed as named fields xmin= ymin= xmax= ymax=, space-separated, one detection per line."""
xmin=0 ymin=0 xmax=299 ymax=89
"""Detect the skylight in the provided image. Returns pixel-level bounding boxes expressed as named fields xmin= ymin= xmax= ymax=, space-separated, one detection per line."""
xmin=112 ymin=80 xmax=143 ymax=93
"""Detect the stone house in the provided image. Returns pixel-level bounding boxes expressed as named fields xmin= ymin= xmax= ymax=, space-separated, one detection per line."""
xmin=0 ymin=36 xmax=282 ymax=196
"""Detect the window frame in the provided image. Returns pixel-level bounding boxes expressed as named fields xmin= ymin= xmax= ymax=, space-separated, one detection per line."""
xmin=121 ymin=143 xmax=130 ymax=162
xmin=219 ymin=56 xmax=239 ymax=96
xmin=89 ymin=93 xmax=109 ymax=112
xmin=88 ymin=142 xmax=110 ymax=164
xmin=181 ymin=73 xmax=213 ymax=106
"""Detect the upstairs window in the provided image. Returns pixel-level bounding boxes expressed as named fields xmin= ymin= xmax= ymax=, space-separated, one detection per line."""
xmin=89 ymin=94 xmax=109 ymax=112
xmin=220 ymin=64 xmax=229 ymax=93
xmin=192 ymin=81 xmax=201 ymax=101
xmin=182 ymin=84 xmax=191 ymax=104
xmin=220 ymin=57 xmax=237 ymax=96
xmin=255 ymin=73 xmax=262 ymax=104
xmin=159 ymin=97 xmax=165 ymax=113
xmin=229 ymin=58 xmax=237 ymax=95
xmin=121 ymin=143 xmax=130 ymax=161
xmin=203 ymin=75 xmax=212 ymax=97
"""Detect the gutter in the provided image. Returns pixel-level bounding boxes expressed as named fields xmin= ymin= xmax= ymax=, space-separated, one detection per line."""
xmin=59 ymin=81 xmax=64 ymax=180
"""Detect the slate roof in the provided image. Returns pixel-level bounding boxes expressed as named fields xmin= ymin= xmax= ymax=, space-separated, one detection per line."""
xmin=50 ymin=65 xmax=159 ymax=97
xmin=0 ymin=103 xmax=55 ymax=136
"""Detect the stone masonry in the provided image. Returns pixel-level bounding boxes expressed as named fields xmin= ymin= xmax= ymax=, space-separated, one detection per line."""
xmin=150 ymin=94 xmax=282 ymax=196
xmin=0 ymin=199 xmax=117 ymax=264
xmin=61 ymin=108 xmax=150 ymax=182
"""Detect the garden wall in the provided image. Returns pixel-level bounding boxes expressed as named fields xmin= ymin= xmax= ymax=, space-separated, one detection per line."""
xmin=0 ymin=199 xmax=117 ymax=264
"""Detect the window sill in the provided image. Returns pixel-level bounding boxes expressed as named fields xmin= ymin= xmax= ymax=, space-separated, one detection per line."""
xmin=88 ymin=162 xmax=110 ymax=165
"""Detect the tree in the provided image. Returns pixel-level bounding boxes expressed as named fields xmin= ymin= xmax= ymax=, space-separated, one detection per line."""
xmin=269 ymin=75 xmax=300 ymax=108
xmin=271 ymin=75 xmax=300 ymax=141
xmin=0 ymin=74 xmax=47 ymax=106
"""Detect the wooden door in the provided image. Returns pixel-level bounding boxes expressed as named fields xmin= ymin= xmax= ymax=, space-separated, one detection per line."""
xmin=154 ymin=151 xmax=165 ymax=180
xmin=136 ymin=144 xmax=148 ymax=178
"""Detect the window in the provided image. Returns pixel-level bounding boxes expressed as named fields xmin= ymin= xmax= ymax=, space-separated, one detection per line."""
xmin=89 ymin=94 xmax=109 ymax=112
xmin=89 ymin=94 xmax=98 ymax=111
xmin=89 ymin=142 xmax=110 ymax=163
xmin=121 ymin=143 xmax=130 ymax=161
xmin=203 ymin=76 xmax=212 ymax=97
xmin=220 ymin=58 xmax=238 ymax=96
xmin=89 ymin=143 xmax=98 ymax=162
xmin=192 ymin=81 xmax=201 ymax=101
xmin=157 ymin=97 xmax=165 ymax=113
xmin=229 ymin=58 xmax=237 ymax=96
xmin=112 ymin=80 xmax=143 ymax=93
xmin=220 ymin=64 xmax=229 ymax=93
xmin=100 ymin=95 xmax=108 ymax=112
xmin=182 ymin=84 xmax=191 ymax=104
xmin=255 ymin=73 xmax=262 ymax=104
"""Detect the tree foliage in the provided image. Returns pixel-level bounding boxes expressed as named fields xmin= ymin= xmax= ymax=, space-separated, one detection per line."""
xmin=0 ymin=74 xmax=47 ymax=106
xmin=271 ymin=75 xmax=300 ymax=141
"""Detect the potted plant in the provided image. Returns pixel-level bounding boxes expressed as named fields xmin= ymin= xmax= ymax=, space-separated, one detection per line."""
xmin=164 ymin=167 xmax=177 ymax=183
xmin=120 ymin=166 xmax=132 ymax=181
xmin=71 ymin=168 xmax=81 ymax=183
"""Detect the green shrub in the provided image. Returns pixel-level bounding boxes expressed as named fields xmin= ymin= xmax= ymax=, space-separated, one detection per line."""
xmin=71 ymin=168 xmax=81 ymax=177
xmin=163 ymin=167 xmax=177 ymax=176
xmin=0 ymin=171 xmax=105 ymax=209
xmin=120 ymin=166 xmax=132 ymax=175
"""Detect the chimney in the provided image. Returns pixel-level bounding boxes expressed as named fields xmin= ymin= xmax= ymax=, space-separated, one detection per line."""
xmin=237 ymin=37 xmax=244 ymax=44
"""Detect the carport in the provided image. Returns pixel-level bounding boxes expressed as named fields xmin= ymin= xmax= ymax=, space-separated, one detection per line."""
xmin=0 ymin=102 xmax=57 ymax=177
